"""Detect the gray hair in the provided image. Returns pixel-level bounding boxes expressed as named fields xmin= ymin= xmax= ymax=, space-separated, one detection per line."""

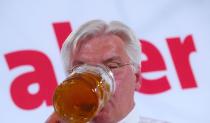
xmin=61 ymin=20 xmax=141 ymax=73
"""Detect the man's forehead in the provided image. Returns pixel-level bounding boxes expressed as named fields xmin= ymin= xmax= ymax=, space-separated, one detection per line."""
xmin=78 ymin=34 xmax=125 ymax=49
xmin=70 ymin=34 xmax=129 ymax=65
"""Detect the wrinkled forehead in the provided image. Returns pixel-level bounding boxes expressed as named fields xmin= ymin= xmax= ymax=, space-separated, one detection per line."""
xmin=74 ymin=34 xmax=125 ymax=53
xmin=71 ymin=34 xmax=129 ymax=63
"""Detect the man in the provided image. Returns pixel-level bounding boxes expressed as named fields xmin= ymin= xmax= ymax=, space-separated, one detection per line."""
xmin=46 ymin=20 xmax=167 ymax=123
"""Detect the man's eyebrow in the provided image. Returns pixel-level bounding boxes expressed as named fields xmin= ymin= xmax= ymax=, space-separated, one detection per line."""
xmin=103 ymin=56 xmax=123 ymax=63
xmin=72 ymin=57 xmax=123 ymax=65
xmin=72 ymin=60 xmax=84 ymax=66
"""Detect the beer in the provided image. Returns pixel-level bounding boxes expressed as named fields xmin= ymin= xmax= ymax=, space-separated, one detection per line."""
xmin=53 ymin=64 xmax=115 ymax=123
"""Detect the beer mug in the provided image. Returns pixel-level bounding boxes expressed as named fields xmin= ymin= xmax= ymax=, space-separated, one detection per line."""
xmin=53 ymin=64 xmax=116 ymax=123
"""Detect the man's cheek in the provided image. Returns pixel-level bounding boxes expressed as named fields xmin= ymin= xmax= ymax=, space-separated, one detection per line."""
xmin=113 ymin=78 xmax=121 ymax=92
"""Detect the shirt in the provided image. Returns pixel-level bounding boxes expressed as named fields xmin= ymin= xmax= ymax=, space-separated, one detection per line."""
xmin=119 ymin=92 xmax=170 ymax=123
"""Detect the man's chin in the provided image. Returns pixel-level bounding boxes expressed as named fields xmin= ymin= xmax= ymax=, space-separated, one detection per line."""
xmin=92 ymin=107 xmax=112 ymax=123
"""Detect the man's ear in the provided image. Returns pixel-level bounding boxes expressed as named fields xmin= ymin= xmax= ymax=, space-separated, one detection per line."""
xmin=134 ymin=69 xmax=141 ymax=91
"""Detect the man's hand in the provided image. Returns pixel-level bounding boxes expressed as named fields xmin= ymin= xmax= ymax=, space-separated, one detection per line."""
xmin=45 ymin=112 xmax=62 ymax=123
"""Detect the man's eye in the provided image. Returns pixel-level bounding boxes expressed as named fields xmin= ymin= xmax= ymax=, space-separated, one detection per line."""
xmin=106 ymin=63 xmax=120 ymax=69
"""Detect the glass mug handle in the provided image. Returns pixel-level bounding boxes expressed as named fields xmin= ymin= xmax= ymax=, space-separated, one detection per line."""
xmin=53 ymin=64 xmax=116 ymax=123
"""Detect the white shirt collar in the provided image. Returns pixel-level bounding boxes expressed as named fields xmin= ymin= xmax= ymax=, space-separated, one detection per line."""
xmin=118 ymin=92 xmax=170 ymax=123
